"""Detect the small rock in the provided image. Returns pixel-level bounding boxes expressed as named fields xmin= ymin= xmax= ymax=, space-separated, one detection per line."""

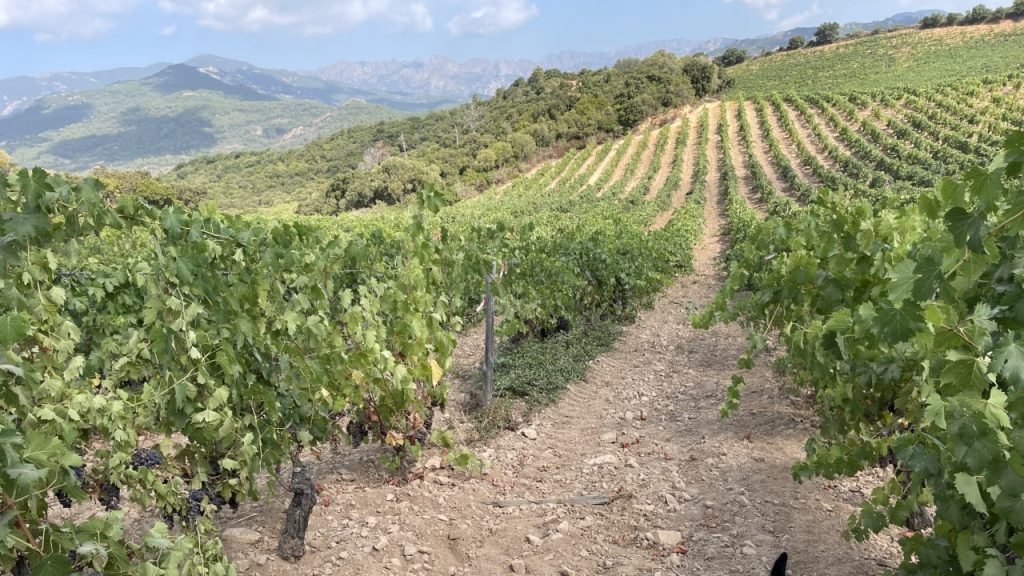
xmin=521 ymin=428 xmax=538 ymax=440
xmin=385 ymin=493 xmax=395 ymax=502
xmin=526 ymin=534 xmax=542 ymax=546
xmin=556 ymin=521 xmax=570 ymax=534
xmin=587 ymin=454 xmax=618 ymax=466
xmin=558 ymin=568 xmax=576 ymax=576
xmin=624 ymin=411 xmax=635 ymax=420
xmin=366 ymin=516 xmax=378 ymax=527
xmin=424 ymin=455 xmax=443 ymax=470
xmin=340 ymin=472 xmax=356 ymax=482
xmin=742 ymin=546 xmax=757 ymax=556
xmin=510 ymin=559 xmax=527 ymax=573
xmin=625 ymin=458 xmax=639 ymax=469
xmin=403 ymin=544 xmax=418 ymax=557
xmin=653 ymin=530 xmax=683 ymax=547
xmin=374 ymin=537 xmax=389 ymax=552
xmin=433 ymin=475 xmax=453 ymax=485
xmin=664 ymin=494 xmax=678 ymax=508
xmin=600 ymin=431 xmax=617 ymax=443
xmin=221 ymin=528 xmax=261 ymax=546
xmin=235 ymin=559 xmax=252 ymax=573
xmin=737 ymin=495 xmax=751 ymax=507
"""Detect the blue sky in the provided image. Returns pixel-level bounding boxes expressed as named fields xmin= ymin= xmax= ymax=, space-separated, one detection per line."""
xmin=0 ymin=0 xmax=998 ymax=76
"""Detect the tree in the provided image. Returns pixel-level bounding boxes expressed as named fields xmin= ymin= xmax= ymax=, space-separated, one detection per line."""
xmin=919 ymin=13 xmax=945 ymax=28
xmin=963 ymin=4 xmax=993 ymax=24
xmin=0 ymin=149 xmax=12 ymax=175
xmin=508 ymin=132 xmax=537 ymax=162
xmin=1011 ymin=0 xmax=1024 ymax=20
xmin=358 ymin=141 xmax=390 ymax=170
xmin=945 ymin=12 xmax=963 ymax=26
xmin=813 ymin=22 xmax=841 ymax=46
xmin=787 ymin=35 xmax=806 ymax=50
xmin=714 ymin=47 xmax=748 ymax=68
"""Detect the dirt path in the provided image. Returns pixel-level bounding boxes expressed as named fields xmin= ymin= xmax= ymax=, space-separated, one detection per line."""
xmin=587 ymin=140 xmax=623 ymax=187
xmin=220 ymin=100 xmax=901 ymax=576
xmin=547 ymin=148 xmax=589 ymax=191
xmin=645 ymin=119 xmax=684 ymax=201
xmin=650 ymin=106 xmax=703 ymax=230
xmin=741 ymin=101 xmax=801 ymax=202
xmin=561 ymin=145 xmax=602 ymax=189
xmin=780 ymin=101 xmax=842 ymax=172
xmin=598 ymin=131 xmax=644 ymax=197
xmin=725 ymin=101 xmax=766 ymax=217
xmin=621 ymin=126 xmax=663 ymax=198
xmin=778 ymin=100 xmax=835 ymax=172
xmin=756 ymin=101 xmax=822 ymax=187
xmin=796 ymin=100 xmax=863 ymax=166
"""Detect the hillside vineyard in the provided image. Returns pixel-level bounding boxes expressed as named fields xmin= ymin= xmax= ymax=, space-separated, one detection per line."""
xmin=3 ymin=18 xmax=1024 ymax=575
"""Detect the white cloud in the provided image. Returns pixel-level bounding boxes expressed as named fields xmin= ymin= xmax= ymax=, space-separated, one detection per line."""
xmin=156 ymin=0 xmax=433 ymax=35
xmin=0 ymin=0 xmax=137 ymax=41
xmin=447 ymin=0 xmax=538 ymax=35
xmin=776 ymin=1 xmax=820 ymax=29
xmin=160 ymin=23 xmax=177 ymax=36
xmin=723 ymin=0 xmax=787 ymax=21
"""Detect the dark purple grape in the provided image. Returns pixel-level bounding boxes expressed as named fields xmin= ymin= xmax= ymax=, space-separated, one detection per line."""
xmin=347 ymin=419 xmax=369 ymax=448
xmin=55 ymin=489 xmax=73 ymax=508
xmin=130 ymin=448 xmax=164 ymax=469
xmin=97 ymin=483 xmax=120 ymax=511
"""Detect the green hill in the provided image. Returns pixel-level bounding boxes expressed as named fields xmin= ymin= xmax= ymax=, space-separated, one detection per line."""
xmin=0 ymin=64 xmax=402 ymax=174
xmin=730 ymin=20 xmax=1024 ymax=94
xmin=166 ymin=52 xmax=729 ymax=214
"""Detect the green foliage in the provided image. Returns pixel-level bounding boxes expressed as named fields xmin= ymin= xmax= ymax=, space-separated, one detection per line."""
xmin=699 ymin=132 xmax=1024 ymax=575
xmin=715 ymin=48 xmax=749 ymax=68
xmin=168 ymin=51 xmax=730 ymax=214
xmin=813 ymin=22 xmax=842 ymax=46
xmin=964 ymin=4 xmax=995 ymax=24
xmin=0 ymin=149 xmax=12 ymax=174
xmin=494 ymin=321 xmax=621 ymax=407
xmin=787 ymin=35 xmax=807 ymax=50
xmin=306 ymin=157 xmax=446 ymax=213
xmin=91 ymin=166 xmax=202 ymax=208
xmin=0 ymin=169 xmax=457 ymax=573
xmin=730 ymin=21 xmax=1024 ymax=94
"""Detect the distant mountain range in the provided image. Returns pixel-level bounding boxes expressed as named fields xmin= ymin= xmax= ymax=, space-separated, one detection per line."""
xmin=311 ymin=10 xmax=939 ymax=99
xmin=0 ymin=61 xmax=404 ymax=173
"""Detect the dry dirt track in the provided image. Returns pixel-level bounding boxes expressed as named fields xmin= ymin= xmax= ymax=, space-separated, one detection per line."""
xmin=220 ymin=103 xmax=902 ymax=575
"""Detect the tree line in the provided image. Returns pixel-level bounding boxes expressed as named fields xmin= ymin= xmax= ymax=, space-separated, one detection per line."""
xmin=165 ymin=51 xmax=732 ymax=214
xmin=920 ymin=1 xmax=1024 ymax=28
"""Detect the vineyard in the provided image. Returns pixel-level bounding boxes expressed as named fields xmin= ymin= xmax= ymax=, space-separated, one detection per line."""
xmin=3 ymin=47 xmax=1024 ymax=575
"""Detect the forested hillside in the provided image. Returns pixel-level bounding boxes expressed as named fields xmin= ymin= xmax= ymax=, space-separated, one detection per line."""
xmin=166 ymin=52 xmax=730 ymax=213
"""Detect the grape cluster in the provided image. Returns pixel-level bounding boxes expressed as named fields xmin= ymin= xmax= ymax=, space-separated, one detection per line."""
xmin=130 ymin=448 xmax=164 ymax=469
xmin=53 ymin=464 xmax=87 ymax=509
xmin=347 ymin=419 xmax=369 ymax=448
xmin=55 ymin=490 xmax=73 ymax=509
xmin=117 ymin=378 xmax=146 ymax=391
xmin=184 ymin=486 xmax=238 ymax=521
xmin=97 ymin=483 xmax=121 ymax=511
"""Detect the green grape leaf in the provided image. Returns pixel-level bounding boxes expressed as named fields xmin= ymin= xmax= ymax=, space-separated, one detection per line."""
xmin=887 ymin=259 xmax=919 ymax=305
xmin=982 ymin=558 xmax=1006 ymax=576
xmin=876 ymin=301 xmax=924 ymax=344
xmin=945 ymin=207 xmax=986 ymax=253
xmin=992 ymin=334 xmax=1024 ymax=388
xmin=0 ymin=313 xmax=30 ymax=347
xmin=954 ymin=472 xmax=988 ymax=515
